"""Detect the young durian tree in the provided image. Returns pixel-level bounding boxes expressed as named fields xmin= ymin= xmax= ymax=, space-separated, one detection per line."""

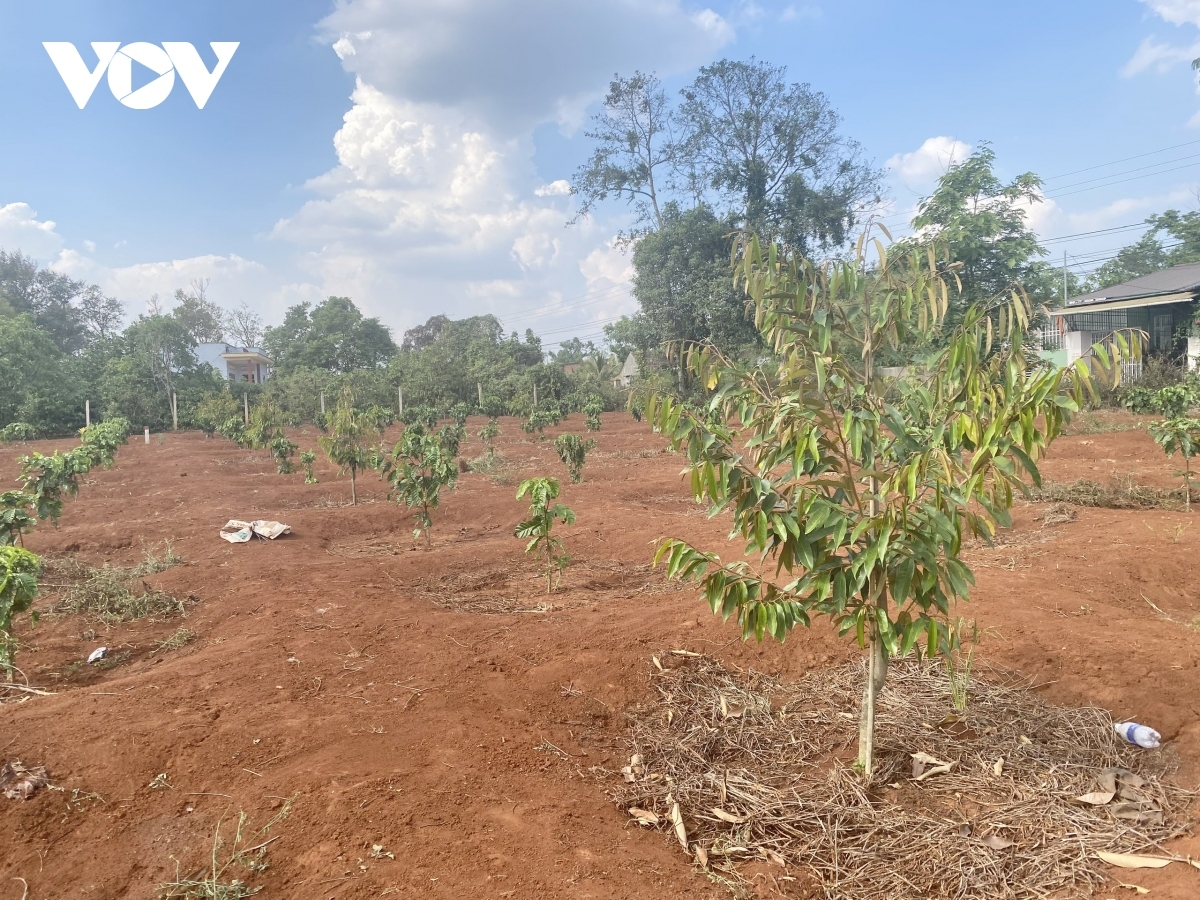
xmin=651 ymin=230 xmax=1137 ymax=774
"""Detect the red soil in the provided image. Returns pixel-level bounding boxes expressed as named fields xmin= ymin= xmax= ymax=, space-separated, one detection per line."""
xmin=1 ymin=414 xmax=1199 ymax=899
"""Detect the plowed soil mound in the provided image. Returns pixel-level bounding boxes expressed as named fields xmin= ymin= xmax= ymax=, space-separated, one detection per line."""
xmin=1 ymin=413 xmax=1199 ymax=899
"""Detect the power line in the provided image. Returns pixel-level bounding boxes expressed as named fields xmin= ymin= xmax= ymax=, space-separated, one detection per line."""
xmin=1044 ymin=137 xmax=1200 ymax=181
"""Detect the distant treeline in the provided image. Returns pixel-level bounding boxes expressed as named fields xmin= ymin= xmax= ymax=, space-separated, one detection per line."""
xmin=0 ymin=252 xmax=626 ymax=438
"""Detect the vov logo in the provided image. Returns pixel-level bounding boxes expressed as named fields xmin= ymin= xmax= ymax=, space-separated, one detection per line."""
xmin=43 ymin=42 xmax=239 ymax=110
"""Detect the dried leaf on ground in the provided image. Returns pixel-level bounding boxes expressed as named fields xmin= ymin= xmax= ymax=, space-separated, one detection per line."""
xmin=1075 ymin=791 xmax=1116 ymax=805
xmin=0 ymin=760 xmax=49 ymax=800
xmin=614 ymin=655 xmax=1192 ymax=900
xmin=628 ymin=807 xmax=660 ymax=826
xmin=1095 ymin=852 xmax=1174 ymax=869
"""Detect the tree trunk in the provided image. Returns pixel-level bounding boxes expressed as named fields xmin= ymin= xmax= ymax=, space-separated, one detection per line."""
xmin=350 ymin=470 xmax=357 ymax=506
xmin=858 ymin=629 xmax=888 ymax=774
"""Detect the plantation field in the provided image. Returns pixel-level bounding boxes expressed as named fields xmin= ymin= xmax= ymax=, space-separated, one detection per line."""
xmin=2 ymin=412 xmax=1200 ymax=899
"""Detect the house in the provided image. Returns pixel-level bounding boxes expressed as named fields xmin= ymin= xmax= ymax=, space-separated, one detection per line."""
xmin=196 ymin=343 xmax=274 ymax=383
xmin=614 ymin=352 xmax=638 ymax=388
xmin=562 ymin=362 xmax=583 ymax=375
xmin=1043 ymin=263 xmax=1200 ymax=376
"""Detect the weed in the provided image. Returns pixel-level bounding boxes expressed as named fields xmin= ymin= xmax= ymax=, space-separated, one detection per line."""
xmin=943 ymin=618 xmax=980 ymax=712
xmin=159 ymin=796 xmax=298 ymax=899
xmin=133 ymin=542 xmax=183 ymax=577
xmin=152 ymin=627 xmax=195 ymax=654
xmin=48 ymin=553 xmax=186 ymax=624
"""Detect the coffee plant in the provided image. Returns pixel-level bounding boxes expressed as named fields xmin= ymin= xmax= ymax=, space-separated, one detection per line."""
xmin=401 ymin=404 xmax=439 ymax=429
xmin=450 ymin=402 xmax=472 ymax=426
xmin=19 ymin=449 xmax=92 ymax=525
xmin=0 ymin=545 xmax=40 ymax=678
xmin=554 ymin=434 xmax=596 ymax=484
xmin=269 ymin=437 xmax=298 ymax=474
xmin=0 ymin=423 xmax=37 ymax=443
xmin=0 ymin=492 xmax=36 ymax=547
xmin=584 ymin=398 xmax=603 ymax=432
xmin=1149 ymin=417 xmax=1200 ymax=510
xmin=196 ymin=392 xmax=240 ymax=438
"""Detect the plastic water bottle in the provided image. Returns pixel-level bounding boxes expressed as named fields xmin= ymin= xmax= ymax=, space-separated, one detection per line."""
xmin=1114 ymin=722 xmax=1161 ymax=749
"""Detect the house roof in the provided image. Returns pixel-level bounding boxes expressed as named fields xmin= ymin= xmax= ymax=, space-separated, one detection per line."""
xmin=1058 ymin=262 xmax=1200 ymax=314
xmin=620 ymin=353 xmax=638 ymax=378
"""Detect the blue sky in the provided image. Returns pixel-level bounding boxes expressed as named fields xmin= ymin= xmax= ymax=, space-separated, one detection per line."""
xmin=3 ymin=0 xmax=1200 ymax=349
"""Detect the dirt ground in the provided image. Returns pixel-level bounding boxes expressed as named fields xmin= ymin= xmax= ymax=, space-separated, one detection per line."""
xmin=2 ymin=412 xmax=1199 ymax=899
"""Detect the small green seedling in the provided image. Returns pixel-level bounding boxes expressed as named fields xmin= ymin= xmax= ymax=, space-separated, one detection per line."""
xmin=384 ymin=424 xmax=459 ymax=544
xmin=318 ymin=389 xmax=382 ymax=505
xmin=269 ymin=437 xmax=298 ymax=474
xmin=515 ymin=477 xmax=575 ymax=593
xmin=478 ymin=417 xmax=500 ymax=458
xmin=554 ymin=433 xmax=596 ymax=483
xmin=1149 ymin=416 xmax=1200 ymax=510
xmin=300 ymin=450 xmax=318 ymax=484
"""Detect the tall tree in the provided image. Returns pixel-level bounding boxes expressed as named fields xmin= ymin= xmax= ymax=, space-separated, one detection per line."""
xmin=909 ymin=144 xmax=1051 ymax=317
xmin=571 ymin=72 xmax=679 ymax=236
xmin=76 ymin=285 xmax=125 ymax=345
xmin=122 ymin=315 xmax=199 ymax=413
xmin=1087 ymin=229 xmax=1171 ymax=291
xmin=224 ymin=300 xmax=264 ymax=348
xmin=678 ymin=58 xmax=880 ymax=254
xmin=264 ymin=296 xmax=396 ymax=373
xmin=172 ymin=279 xmax=224 ymax=343
xmin=0 ymin=250 xmax=90 ymax=353
xmin=630 ymin=202 xmax=759 ymax=355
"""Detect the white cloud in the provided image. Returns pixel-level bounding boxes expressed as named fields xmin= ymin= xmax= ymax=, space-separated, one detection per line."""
xmin=886 ymin=137 xmax=973 ymax=189
xmin=316 ymin=0 xmax=731 ymax=133
xmin=1121 ymin=35 xmax=1200 ymax=76
xmin=534 ymin=180 xmax=571 ymax=197
xmin=780 ymin=4 xmax=822 ymax=22
xmin=271 ymin=0 xmax=738 ymax=338
xmin=0 ymin=203 xmax=64 ymax=259
xmin=1141 ymin=0 xmax=1200 ymax=27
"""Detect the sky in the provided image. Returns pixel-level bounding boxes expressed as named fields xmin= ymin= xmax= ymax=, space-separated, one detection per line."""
xmin=4 ymin=0 xmax=1200 ymax=351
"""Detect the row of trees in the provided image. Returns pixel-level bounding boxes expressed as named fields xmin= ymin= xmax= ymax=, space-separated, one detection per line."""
xmin=0 ymin=251 xmax=627 ymax=436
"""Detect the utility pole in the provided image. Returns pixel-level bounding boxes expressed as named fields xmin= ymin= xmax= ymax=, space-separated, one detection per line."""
xmin=1063 ymin=250 xmax=1068 ymax=305
xmin=398 ymin=385 xmax=404 ymax=416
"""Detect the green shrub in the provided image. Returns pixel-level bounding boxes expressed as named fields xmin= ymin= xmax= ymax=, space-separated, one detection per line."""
xmin=0 ymin=423 xmax=37 ymax=443
xmin=0 ymin=545 xmax=41 ymax=677
xmin=195 ymin=392 xmax=240 ymax=438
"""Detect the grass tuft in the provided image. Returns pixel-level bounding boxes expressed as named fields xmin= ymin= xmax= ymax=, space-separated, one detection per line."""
xmin=46 ymin=544 xmax=187 ymax=623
